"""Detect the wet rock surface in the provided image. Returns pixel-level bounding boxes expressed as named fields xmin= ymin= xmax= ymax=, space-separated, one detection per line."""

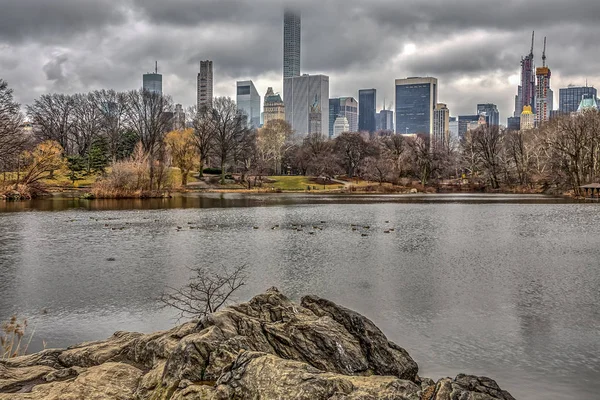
xmin=0 ymin=288 xmax=515 ymax=399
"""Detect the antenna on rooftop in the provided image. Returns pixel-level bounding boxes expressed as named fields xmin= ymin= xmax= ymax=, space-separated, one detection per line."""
xmin=155 ymin=61 xmax=158 ymax=74
xmin=542 ymin=37 xmax=547 ymax=67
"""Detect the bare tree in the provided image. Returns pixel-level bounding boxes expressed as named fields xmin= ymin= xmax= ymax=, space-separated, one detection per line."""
xmin=257 ymin=119 xmax=294 ymax=175
xmin=124 ymin=89 xmax=173 ymax=190
xmin=160 ymin=264 xmax=248 ymax=320
xmin=334 ymin=132 xmax=375 ymax=178
xmin=0 ymin=79 xmax=27 ymax=179
xmin=94 ymin=90 xmax=130 ymax=163
xmin=189 ymin=105 xmax=215 ymax=178
xmin=210 ymin=97 xmax=249 ymax=184
xmin=471 ymin=126 xmax=503 ymax=189
xmin=27 ymin=93 xmax=75 ymax=154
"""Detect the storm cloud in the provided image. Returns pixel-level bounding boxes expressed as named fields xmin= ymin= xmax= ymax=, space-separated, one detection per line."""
xmin=1 ymin=0 xmax=599 ymax=124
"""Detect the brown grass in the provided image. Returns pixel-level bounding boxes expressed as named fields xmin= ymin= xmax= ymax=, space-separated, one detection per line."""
xmin=1 ymin=315 xmax=34 ymax=359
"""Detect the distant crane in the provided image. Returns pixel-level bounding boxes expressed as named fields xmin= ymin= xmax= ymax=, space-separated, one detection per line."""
xmin=542 ymin=37 xmax=547 ymax=67
xmin=530 ymin=31 xmax=535 ymax=57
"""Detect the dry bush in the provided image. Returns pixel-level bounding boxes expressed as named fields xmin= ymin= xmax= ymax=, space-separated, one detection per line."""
xmin=92 ymin=144 xmax=171 ymax=198
xmin=1 ymin=316 xmax=33 ymax=359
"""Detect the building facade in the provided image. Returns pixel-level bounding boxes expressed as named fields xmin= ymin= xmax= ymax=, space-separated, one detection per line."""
xmin=236 ymin=81 xmax=261 ymax=128
xmin=333 ymin=116 xmax=350 ymax=138
xmin=518 ymin=34 xmax=536 ymax=115
xmin=329 ymin=97 xmax=358 ymax=137
xmin=559 ymin=86 xmax=598 ymax=114
xmin=476 ymin=103 xmax=500 ymax=126
xmin=263 ymin=87 xmax=285 ymax=125
xmin=143 ymin=69 xmax=162 ymax=95
xmin=197 ymin=60 xmax=213 ymax=110
xmin=283 ymin=10 xmax=301 ymax=79
xmin=358 ymin=89 xmax=376 ymax=133
xmin=173 ymin=104 xmax=186 ymax=130
xmin=520 ymin=105 xmax=535 ymax=130
xmin=535 ymin=67 xmax=552 ymax=125
xmin=395 ymin=77 xmax=438 ymax=135
xmin=457 ymin=115 xmax=480 ymax=139
xmin=449 ymin=117 xmax=459 ymax=143
xmin=377 ymin=109 xmax=394 ymax=132
xmin=284 ymin=74 xmax=329 ymax=137
xmin=433 ymin=103 xmax=450 ymax=147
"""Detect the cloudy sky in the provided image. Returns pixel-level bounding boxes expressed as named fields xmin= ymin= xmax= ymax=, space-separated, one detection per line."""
xmin=1 ymin=0 xmax=599 ymax=124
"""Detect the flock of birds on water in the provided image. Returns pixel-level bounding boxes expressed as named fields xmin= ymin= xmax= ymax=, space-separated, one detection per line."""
xmin=70 ymin=216 xmax=397 ymax=237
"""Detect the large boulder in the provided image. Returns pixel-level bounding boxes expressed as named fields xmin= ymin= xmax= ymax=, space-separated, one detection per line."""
xmin=0 ymin=288 xmax=515 ymax=400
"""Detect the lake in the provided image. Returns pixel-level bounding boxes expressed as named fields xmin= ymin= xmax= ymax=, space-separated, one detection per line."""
xmin=0 ymin=193 xmax=598 ymax=399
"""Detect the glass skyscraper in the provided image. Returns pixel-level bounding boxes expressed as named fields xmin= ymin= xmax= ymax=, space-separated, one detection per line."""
xmin=284 ymin=74 xmax=329 ymax=137
xmin=329 ymin=97 xmax=358 ymax=137
xmin=236 ymin=81 xmax=261 ymax=128
xmin=476 ymin=103 xmax=500 ymax=126
xmin=395 ymin=77 xmax=437 ymax=135
xmin=143 ymin=73 xmax=162 ymax=95
xmin=283 ymin=10 xmax=301 ymax=79
xmin=559 ymin=86 xmax=598 ymax=114
xmin=358 ymin=89 xmax=376 ymax=133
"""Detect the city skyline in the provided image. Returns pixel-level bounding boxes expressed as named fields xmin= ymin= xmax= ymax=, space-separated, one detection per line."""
xmin=2 ymin=1 xmax=600 ymax=125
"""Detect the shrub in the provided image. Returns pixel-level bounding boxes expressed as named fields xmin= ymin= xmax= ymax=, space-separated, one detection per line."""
xmin=202 ymin=168 xmax=222 ymax=175
xmin=1 ymin=316 xmax=33 ymax=359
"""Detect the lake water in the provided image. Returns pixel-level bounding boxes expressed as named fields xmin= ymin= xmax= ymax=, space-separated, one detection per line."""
xmin=0 ymin=193 xmax=598 ymax=399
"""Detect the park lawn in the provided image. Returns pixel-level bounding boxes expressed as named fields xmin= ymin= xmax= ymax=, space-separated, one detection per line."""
xmin=266 ymin=176 xmax=343 ymax=191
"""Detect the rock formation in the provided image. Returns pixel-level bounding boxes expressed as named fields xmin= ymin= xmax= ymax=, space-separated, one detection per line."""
xmin=0 ymin=288 xmax=515 ymax=399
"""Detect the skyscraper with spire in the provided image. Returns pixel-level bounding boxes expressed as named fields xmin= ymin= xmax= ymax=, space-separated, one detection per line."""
xmin=283 ymin=10 xmax=301 ymax=79
xmin=143 ymin=61 xmax=162 ymax=94
xmin=535 ymin=37 xmax=552 ymax=125
xmin=515 ymin=32 xmax=536 ymax=116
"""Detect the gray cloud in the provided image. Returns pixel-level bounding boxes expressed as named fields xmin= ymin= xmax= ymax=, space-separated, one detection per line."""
xmin=1 ymin=0 xmax=599 ymax=124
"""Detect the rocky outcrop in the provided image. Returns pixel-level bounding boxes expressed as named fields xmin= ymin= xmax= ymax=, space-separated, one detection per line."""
xmin=0 ymin=288 xmax=515 ymax=399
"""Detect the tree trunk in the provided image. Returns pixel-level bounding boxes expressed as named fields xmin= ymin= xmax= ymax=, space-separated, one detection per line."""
xmin=220 ymin=160 xmax=225 ymax=185
xmin=181 ymin=169 xmax=188 ymax=186
xmin=198 ymin=157 xmax=204 ymax=178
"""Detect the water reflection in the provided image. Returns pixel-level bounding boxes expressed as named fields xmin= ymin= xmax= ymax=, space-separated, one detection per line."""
xmin=0 ymin=194 xmax=598 ymax=400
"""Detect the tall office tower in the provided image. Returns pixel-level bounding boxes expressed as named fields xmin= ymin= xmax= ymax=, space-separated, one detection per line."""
xmin=433 ymin=103 xmax=450 ymax=147
xmin=236 ymin=81 xmax=261 ymax=128
xmin=559 ymin=85 xmax=598 ymax=114
xmin=333 ymin=116 xmax=350 ymax=138
xmin=378 ymin=109 xmax=394 ymax=132
xmin=514 ymin=86 xmax=522 ymax=118
xmin=358 ymin=89 xmax=376 ymax=133
xmin=143 ymin=62 xmax=162 ymax=94
xmin=263 ymin=87 xmax=285 ymax=125
xmin=284 ymin=74 xmax=329 ymax=137
xmin=518 ymin=32 xmax=536 ymax=114
xmin=283 ymin=10 xmax=301 ymax=79
xmin=329 ymin=97 xmax=358 ymax=137
xmin=520 ymin=105 xmax=535 ymax=130
xmin=449 ymin=117 xmax=459 ymax=142
xmin=457 ymin=115 xmax=480 ymax=139
xmin=395 ymin=77 xmax=438 ymax=135
xmin=476 ymin=103 xmax=500 ymax=126
xmin=173 ymin=104 xmax=186 ymax=130
xmin=507 ymin=116 xmax=521 ymax=131
xmin=197 ymin=60 xmax=213 ymax=110
xmin=535 ymin=37 xmax=552 ymax=125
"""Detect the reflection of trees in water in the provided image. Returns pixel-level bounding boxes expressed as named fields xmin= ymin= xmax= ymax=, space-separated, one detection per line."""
xmin=515 ymin=278 xmax=553 ymax=362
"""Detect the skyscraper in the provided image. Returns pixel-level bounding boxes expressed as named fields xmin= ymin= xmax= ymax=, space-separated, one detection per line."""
xmin=329 ymin=97 xmax=358 ymax=137
xmin=284 ymin=74 xmax=329 ymax=137
xmin=358 ymin=89 xmax=376 ymax=133
xmin=559 ymin=86 xmax=598 ymax=114
xmin=263 ymin=87 xmax=285 ymax=125
xmin=433 ymin=103 xmax=450 ymax=147
xmin=236 ymin=81 xmax=261 ymax=128
xmin=377 ymin=109 xmax=394 ymax=132
xmin=197 ymin=60 xmax=213 ymax=110
xmin=535 ymin=37 xmax=552 ymax=125
xmin=173 ymin=104 xmax=186 ymax=130
xmin=516 ymin=32 xmax=536 ymax=115
xmin=283 ymin=10 xmax=301 ymax=79
xmin=476 ymin=103 xmax=500 ymax=127
xmin=333 ymin=116 xmax=350 ymax=138
xmin=520 ymin=105 xmax=535 ymax=130
xmin=143 ymin=62 xmax=162 ymax=94
xmin=395 ymin=77 xmax=438 ymax=135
